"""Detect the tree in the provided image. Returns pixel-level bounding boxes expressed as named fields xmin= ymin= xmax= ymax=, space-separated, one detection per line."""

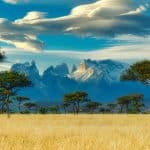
xmin=121 ymin=60 xmax=150 ymax=84
xmin=107 ymin=103 xmax=117 ymax=113
xmin=0 ymin=71 xmax=31 ymax=117
xmin=0 ymin=89 xmax=14 ymax=115
xmin=129 ymin=94 xmax=144 ymax=113
xmin=24 ymin=102 xmax=37 ymax=113
xmin=38 ymin=106 xmax=49 ymax=114
xmin=64 ymin=91 xmax=89 ymax=114
xmin=117 ymin=96 xmax=130 ymax=113
xmin=16 ymin=96 xmax=30 ymax=113
xmin=86 ymin=101 xmax=101 ymax=113
xmin=64 ymin=93 xmax=76 ymax=114
xmin=99 ymin=106 xmax=110 ymax=114
xmin=62 ymin=102 xmax=70 ymax=114
xmin=117 ymin=94 xmax=144 ymax=113
xmin=49 ymin=105 xmax=59 ymax=114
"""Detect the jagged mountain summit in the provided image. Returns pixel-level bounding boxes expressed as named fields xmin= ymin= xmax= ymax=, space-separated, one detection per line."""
xmin=11 ymin=59 xmax=150 ymax=105
xmin=70 ymin=59 xmax=128 ymax=82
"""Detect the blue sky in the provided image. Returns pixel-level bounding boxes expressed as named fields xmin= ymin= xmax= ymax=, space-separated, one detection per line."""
xmin=0 ymin=0 xmax=150 ymax=72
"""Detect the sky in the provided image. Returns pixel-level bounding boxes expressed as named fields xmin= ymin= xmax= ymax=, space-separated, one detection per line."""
xmin=0 ymin=0 xmax=150 ymax=72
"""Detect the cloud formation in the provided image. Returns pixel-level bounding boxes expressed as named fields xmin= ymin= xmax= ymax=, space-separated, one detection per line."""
xmin=2 ymin=0 xmax=95 ymax=5
xmin=0 ymin=0 xmax=150 ymax=51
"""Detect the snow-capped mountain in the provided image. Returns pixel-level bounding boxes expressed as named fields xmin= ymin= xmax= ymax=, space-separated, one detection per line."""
xmin=11 ymin=59 xmax=150 ymax=105
xmin=70 ymin=59 xmax=128 ymax=82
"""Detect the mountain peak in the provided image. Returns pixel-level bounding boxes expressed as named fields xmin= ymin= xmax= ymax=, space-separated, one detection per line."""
xmin=11 ymin=60 xmax=40 ymax=82
xmin=70 ymin=59 xmax=95 ymax=81
xmin=77 ymin=60 xmax=87 ymax=72
xmin=42 ymin=63 xmax=69 ymax=79
xmin=70 ymin=59 xmax=128 ymax=82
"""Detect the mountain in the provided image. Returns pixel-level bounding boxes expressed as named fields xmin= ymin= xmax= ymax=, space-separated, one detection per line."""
xmin=70 ymin=59 xmax=128 ymax=82
xmin=11 ymin=60 xmax=41 ymax=84
xmin=11 ymin=59 xmax=150 ymax=105
xmin=11 ymin=61 xmax=77 ymax=104
xmin=43 ymin=63 xmax=69 ymax=77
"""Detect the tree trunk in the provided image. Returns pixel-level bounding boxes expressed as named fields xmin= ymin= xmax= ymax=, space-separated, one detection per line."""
xmin=18 ymin=101 xmax=21 ymax=113
xmin=5 ymin=94 xmax=10 ymax=118
xmin=72 ymin=105 xmax=76 ymax=115
xmin=63 ymin=106 xmax=66 ymax=114
xmin=1 ymin=103 xmax=4 ymax=113
xmin=76 ymin=102 xmax=80 ymax=114
xmin=126 ymin=103 xmax=129 ymax=113
xmin=120 ymin=105 xmax=123 ymax=113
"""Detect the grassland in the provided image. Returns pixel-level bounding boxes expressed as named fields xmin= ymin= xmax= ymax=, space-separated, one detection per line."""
xmin=0 ymin=115 xmax=150 ymax=150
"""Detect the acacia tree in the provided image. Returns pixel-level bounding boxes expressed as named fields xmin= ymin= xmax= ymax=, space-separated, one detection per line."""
xmin=38 ymin=106 xmax=49 ymax=114
xmin=121 ymin=60 xmax=150 ymax=84
xmin=86 ymin=101 xmax=101 ymax=113
xmin=0 ymin=71 xmax=32 ymax=117
xmin=120 ymin=61 xmax=149 ymax=112
xmin=16 ymin=96 xmax=30 ymax=113
xmin=117 ymin=96 xmax=130 ymax=113
xmin=117 ymin=94 xmax=144 ymax=113
xmin=64 ymin=91 xmax=89 ymax=114
xmin=129 ymin=94 xmax=144 ymax=113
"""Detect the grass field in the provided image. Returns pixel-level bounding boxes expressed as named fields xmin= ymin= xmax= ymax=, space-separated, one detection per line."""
xmin=0 ymin=115 xmax=150 ymax=150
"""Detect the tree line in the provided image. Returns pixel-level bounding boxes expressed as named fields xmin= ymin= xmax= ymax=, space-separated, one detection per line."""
xmin=0 ymin=60 xmax=149 ymax=117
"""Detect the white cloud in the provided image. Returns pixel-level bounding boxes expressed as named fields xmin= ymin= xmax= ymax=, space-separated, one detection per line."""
xmin=19 ymin=11 xmax=47 ymax=22
xmin=2 ymin=0 xmax=95 ymax=5
xmin=0 ymin=33 xmax=43 ymax=52
xmin=46 ymin=44 xmax=150 ymax=61
xmin=0 ymin=0 xmax=150 ymax=51
xmin=86 ymin=45 xmax=150 ymax=61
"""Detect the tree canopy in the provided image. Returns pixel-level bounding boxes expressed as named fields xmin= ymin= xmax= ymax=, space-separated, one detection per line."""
xmin=86 ymin=101 xmax=101 ymax=113
xmin=64 ymin=91 xmax=89 ymax=114
xmin=117 ymin=94 xmax=144 ymax=113
xmin=0 ymin=71 xmax=32 ymax=90
xmin=0 ymin=71 xmax=32 ymax=117
xmin=121 ymin=60 xmax=150 ymax=84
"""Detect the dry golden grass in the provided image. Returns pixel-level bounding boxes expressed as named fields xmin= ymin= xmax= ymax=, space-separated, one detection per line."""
xmin=0 ymin=114 xmax=150 ymax=150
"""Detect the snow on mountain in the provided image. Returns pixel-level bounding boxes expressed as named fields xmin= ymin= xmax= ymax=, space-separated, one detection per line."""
xmin=70 ymin=60 xmax=94 ymax=81
xmin=70 ymin=59 xmax=128 ymax=82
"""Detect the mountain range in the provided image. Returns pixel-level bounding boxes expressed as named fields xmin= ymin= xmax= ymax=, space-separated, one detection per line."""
xmin=11 ymin=59 xmax=150 ymax=105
